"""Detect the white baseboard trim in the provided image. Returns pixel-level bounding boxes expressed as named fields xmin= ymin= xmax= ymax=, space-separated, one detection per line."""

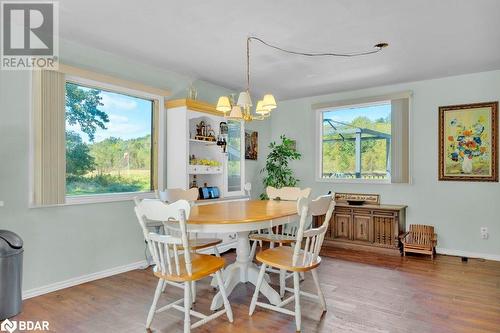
xmin=22 ymin=260 xmax=149 ymax=300
xmin=436 ymin=247 xmax=500 ymax=261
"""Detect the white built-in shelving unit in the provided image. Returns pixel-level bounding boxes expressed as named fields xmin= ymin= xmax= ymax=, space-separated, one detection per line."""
xmin=165 ymin=99 xmax=247 ymax=252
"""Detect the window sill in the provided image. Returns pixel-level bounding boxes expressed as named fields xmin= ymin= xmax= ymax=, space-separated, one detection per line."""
xmin=316 ymin=177 xmax=391 ymax=185
xmin=30 ymin=191 xmax=155 ymax=208
xmin=66 ymin=191 xmax=156 ymax=205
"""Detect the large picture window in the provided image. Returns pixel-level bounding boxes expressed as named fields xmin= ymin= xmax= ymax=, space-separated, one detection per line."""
xmin=319 ymin=101 xmax=392 ymax=181
xmin=316 ymin=95 xmax=410 ymax=183
xmin=65 ymin=81 xmax=154 ymax=196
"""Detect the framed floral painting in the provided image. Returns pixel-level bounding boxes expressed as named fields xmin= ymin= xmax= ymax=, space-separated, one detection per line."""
xmin=439 ymin=101 xmax=498 ymax=182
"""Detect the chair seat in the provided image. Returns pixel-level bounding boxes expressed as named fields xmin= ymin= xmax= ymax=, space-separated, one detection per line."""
xmin=403 ymin=242 xmax=433 ymax=249
xmin=256 ymin=246 xmax=321 ymax=272
xmin=154 ymin=253 xmax=225 ymax=282
xmin=249 ymin=233 xmax=296 ymax=244
xmin=183 ymin=238 xmax=222 ymax=251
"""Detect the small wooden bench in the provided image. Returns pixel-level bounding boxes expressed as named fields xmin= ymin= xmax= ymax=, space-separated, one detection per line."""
xmin=400 ymin=224 xmax=437 ymax=259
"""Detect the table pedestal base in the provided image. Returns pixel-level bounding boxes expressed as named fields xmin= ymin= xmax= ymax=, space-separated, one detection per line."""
xmin=210 ymin=231 xmax=280 ymax=310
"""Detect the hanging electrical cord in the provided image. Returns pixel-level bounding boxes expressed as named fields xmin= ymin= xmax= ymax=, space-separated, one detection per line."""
xmin=248 ymin=36 xmax=388 ymax=58
xmin=244 ymin=36 xmax=388 ymax=89
xmin=219 ymin=36 xmax=389 ymax=122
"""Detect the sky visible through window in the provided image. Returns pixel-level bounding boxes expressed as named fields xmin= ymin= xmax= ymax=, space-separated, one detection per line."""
xmin=321 ymin=102 xmax=392 ymax=180
xmin=324 ymin=103 xmax=391 ymax=124
xmin=65 ymin=83 xmax=153 ymax=196
xmin=67 ymin=87 xmax=152 ymax=143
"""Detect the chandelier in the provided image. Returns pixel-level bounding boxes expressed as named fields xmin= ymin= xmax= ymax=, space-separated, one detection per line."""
xmin=216 ymin=37 xmax=389 ymax=122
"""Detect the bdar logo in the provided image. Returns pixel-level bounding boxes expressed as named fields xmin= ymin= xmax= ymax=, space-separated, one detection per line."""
xmin=0 ymin=319 xmax=17 ymax=333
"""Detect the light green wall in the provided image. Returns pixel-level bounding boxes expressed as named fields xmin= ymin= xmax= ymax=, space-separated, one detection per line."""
xmin=0 ymin=39 xmax=235 ymax=292
xmin=269 ymin=70 xmax=500 ymax=258
xmin=244 ymin=119 xmax=271 ymax=199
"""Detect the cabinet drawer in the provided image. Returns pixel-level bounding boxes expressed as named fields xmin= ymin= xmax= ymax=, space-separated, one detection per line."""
xmin=335 ymin=207 xmax=352 ymax=214
xmin=352 ymin=208 xmax=371 ymax=215
xmin=188 ymin=165 xmax=223 ymax=174
xmin=373 ymin=210 xmax=395 ymax=217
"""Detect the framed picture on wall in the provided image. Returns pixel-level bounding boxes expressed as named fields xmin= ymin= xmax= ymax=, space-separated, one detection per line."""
xmin=439 ymin=101 xmax=498 ymax=182
xmin=245 ymin=130 xmax=258 ymax=160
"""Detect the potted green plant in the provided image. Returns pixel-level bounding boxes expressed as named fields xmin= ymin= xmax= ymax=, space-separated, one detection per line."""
xmin=260 ymin=135 xmax=301 ymax=199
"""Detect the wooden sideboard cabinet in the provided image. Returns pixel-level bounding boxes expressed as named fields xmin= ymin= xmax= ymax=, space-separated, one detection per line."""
xmin=320 ymin=203 xmax=407 ymax=253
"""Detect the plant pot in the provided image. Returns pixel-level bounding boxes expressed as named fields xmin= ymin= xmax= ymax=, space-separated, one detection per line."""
xmin=462 ymin=157 xmax=473 ymax=174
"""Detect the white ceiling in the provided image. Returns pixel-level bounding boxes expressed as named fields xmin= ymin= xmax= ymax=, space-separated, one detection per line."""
xmin=58 ymin=0 xmax=500 ymax=100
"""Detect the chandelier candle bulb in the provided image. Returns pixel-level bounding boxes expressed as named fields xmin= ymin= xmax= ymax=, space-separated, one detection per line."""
xmin=228 ymin=105 xmax=243 ymax=119
xmin=216 ymin=96 xmax=231 ymax=112
xmin=262 ymin=94 xmax=277 ymax=110
xmin=237 ymin=91 xmax=253 ymax=107
xmin=256 ymin=100 xmax=270 ymax=116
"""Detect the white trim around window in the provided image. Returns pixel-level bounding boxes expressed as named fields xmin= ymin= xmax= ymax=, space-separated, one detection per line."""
xmin=29 ymin=72 xmax=166 ymax=207
xmin=65 ymin=76 xmax=166 ymax=205
xmin=314 ymin=91 xmax=412 ymax=184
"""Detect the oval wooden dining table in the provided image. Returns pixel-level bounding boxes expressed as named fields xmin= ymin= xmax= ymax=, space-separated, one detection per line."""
xmin=187 ymin=199 xmax=298 ymax=310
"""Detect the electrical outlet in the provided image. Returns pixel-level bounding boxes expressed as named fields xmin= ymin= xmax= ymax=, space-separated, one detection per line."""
xmin=480 ymin=227 xmax=488 ymax=240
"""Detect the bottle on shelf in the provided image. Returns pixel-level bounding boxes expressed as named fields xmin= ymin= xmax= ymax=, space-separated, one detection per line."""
xmin=190 ymin=175 xmax=198 ymax=188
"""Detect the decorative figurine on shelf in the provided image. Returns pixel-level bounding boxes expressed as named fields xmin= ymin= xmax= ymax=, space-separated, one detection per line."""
xmin=207 ymin=129 xmax=216 ymax=140
xmin=219 ymin=122 xmax=228 ymax=135
xmin=190 ymin=175 xmax=198 ymax=188
xmin=196 ymin=121 xmax=206 ymax=137
xmin=216 ymin=135 xmax=227 ymax=153
xmin=194 ymin=120 xmax=216 ymax=142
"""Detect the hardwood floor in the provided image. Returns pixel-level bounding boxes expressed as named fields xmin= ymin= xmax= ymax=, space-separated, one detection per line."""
xmin=12 ymin=248 xmax=500 ymax=333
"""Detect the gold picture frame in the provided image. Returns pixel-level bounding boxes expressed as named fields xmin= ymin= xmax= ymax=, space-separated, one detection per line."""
xmin=438 ymin=101 xmax=498 ymax=182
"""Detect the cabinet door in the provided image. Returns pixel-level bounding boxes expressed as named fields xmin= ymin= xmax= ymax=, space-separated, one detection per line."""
xmin=334 ymin=213 xmax=350 ymax=239
xmin=353 ymin=215 xmax=370 ymax=242
xmin=225 ymin=120 xmax=245 ymax=196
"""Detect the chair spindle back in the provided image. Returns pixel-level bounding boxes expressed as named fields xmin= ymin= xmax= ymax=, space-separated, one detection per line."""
xmin=292 ymin=195 xmax=335 ymax=267
xmin=157 ymin=188 xmax=199 ymax=204
xmin=266 ymin=186 xmax=312 ymax=201
xmin=134 ymin=198 xmax=193 ymax=276
xmin=409 ymin=224 xmax=435 ymax=246
xmin=266 ymin=186 xmax=312 ymax=237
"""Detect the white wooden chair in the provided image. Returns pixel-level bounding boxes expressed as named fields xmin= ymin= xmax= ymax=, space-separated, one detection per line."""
xmin=249 ymin=186 xmax=312 ymax=259
xmin=134 ymin=199 xmax=233 ymax=332
xmin=157 ymin=188 xmax=222 ymax=257
xmin=135 ymin=196 xmax=222 ymax=300
xmin=158 ymin=188 xmax=199 ymax=204
xmin=249 ymin=195 xmax=335 ymax=332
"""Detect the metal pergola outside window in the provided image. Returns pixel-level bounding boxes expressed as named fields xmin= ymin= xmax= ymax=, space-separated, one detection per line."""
xmin=322 ymin=119 xmax=391 ymax=179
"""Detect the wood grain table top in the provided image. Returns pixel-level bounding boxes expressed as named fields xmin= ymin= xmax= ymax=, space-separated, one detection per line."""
xmin=188 ymin=199 xmax=298 ymax=224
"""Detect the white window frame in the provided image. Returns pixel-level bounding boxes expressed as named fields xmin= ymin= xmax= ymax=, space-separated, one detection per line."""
xmin=315 ymin=100 xmax=393 ymax=184
xmin=29 ymin=74 xmax=166 ymax=206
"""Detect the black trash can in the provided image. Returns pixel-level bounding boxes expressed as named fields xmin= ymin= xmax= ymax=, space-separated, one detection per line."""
xmin=0 ymin=230 xmax=23 ymax=320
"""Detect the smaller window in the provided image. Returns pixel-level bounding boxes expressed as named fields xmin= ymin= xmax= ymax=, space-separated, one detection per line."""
xmin=318 ymin=101 xmax=392 ymax=182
